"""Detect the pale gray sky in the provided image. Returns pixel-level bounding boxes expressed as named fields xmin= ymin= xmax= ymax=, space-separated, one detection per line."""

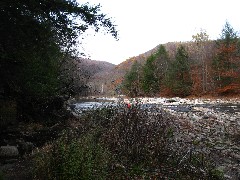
xmin=78 ymin=0 xmax=240 ymax=65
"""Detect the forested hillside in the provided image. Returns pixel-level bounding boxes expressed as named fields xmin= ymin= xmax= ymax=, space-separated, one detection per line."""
xmin=72 ymin=58 xmax=116 ymax=96
xmin=77 ymin=58 xmax=115 ymax=76
xmin=99 ymin=23 xmax=240 ymax=97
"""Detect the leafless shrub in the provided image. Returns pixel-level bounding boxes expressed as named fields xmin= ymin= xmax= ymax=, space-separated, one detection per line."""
xmin=101 ymin=104 xmax=175 ymax=169
xmin=35 ymin=102 xmax=223 ymax=179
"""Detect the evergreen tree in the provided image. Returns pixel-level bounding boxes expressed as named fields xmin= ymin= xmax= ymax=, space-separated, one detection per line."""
xmin=165 ymin=45 xmax=192 ymax=96
xmin=122 ymin=61 xmax=142 ymax=97
xmin=154 ymin=45 xmax=170 ymax=82
xmin=212 ymin=21 xmax=240 ymax=94
xmin=142 ymin=55 xmax=159 ymax=96
xmin=140 ymin=45 xmax=170 ymax=96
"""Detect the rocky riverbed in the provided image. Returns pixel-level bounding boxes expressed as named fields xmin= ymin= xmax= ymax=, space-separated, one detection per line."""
xmin=0 ymin=122 xmax=65 ymax=179
xmin=1 ymin=97 xmax=239 ymax=179
xmin=72 ymin=97 xmax=240 ymax=179
xmin=139 ymin=97 xmax=240 ymax=179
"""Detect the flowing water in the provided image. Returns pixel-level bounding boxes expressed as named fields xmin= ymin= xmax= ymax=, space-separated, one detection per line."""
xmin=71 ymin=98 xmax=240 ymax=115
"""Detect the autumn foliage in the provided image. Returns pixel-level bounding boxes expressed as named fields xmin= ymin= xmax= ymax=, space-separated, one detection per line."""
xmin=120 ymin=22 xmax=240 ymax=97
xmin=212 ymin=22 xmax=240 ymax=95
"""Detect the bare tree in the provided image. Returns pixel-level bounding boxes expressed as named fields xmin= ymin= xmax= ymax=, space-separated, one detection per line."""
xmin=192 ymin=29 xmax=209 ymax=93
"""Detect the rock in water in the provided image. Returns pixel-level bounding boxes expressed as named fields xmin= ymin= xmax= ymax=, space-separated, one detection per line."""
xmin=0 ymin=146 xmax=19 ymax=157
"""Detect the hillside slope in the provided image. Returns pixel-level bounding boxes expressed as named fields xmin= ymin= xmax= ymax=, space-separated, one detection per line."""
xmin=72 ymin=58 xmax=116 ymax=96
xmin=76 ymin=58 xmax=116 ymax=76
xmin=90 ymin=41 xmax=216 ymax=95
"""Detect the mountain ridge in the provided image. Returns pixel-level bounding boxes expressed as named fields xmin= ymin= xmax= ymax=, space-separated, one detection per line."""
xmin=87 ymin=40 xmax=217 ymax=95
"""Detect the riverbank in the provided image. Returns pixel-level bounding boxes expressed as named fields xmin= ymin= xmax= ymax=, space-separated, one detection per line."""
xmin=1 ymin=96 xmax=239 ymax=179
xmin=70 ymin=96 xmax=240 ymax=179
xmin=0 ymin=119 xmax=69 ymax=179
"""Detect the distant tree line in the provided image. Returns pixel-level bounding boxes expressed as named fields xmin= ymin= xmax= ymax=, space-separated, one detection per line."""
xmin=122 ymin=22 xmax=240 ymax=97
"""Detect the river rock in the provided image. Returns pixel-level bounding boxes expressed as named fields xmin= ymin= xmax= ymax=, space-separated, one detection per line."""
xmin=68 ymin=104 xmax=76 ymax=111
xmin=230 ymin=153 xmax=240 ymax=162
xmin=0 ymin=146 xmax=19 ymax=157
xmin=17 ymin=140 xmax=34 ymax=155
xmin=202 ymin=114 xmax=209 ymax=119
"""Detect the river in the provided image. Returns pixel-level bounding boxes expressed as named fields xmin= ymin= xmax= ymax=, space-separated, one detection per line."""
xmin=70 ymin=97 xmax=240 ymax=115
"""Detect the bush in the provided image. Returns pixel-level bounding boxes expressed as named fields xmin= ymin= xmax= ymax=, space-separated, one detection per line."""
xmin=101 ymin=104 xmax=176 ymax=168
xmin=34 ymin=101 xmax=219 ymax=179
xmin=209 ymin=168 xmax=224 ymax=180
xmin=0 ymin=100 xmax=17 ymax=129
xmin=34 ymin=131 xmax=110 ymax=180
xmin=0 ymin=170 xmax=4 ymax=180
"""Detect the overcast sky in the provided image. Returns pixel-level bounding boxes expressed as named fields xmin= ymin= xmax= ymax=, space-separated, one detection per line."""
xmin=78 ymin=0 xmax=240 ymax=65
